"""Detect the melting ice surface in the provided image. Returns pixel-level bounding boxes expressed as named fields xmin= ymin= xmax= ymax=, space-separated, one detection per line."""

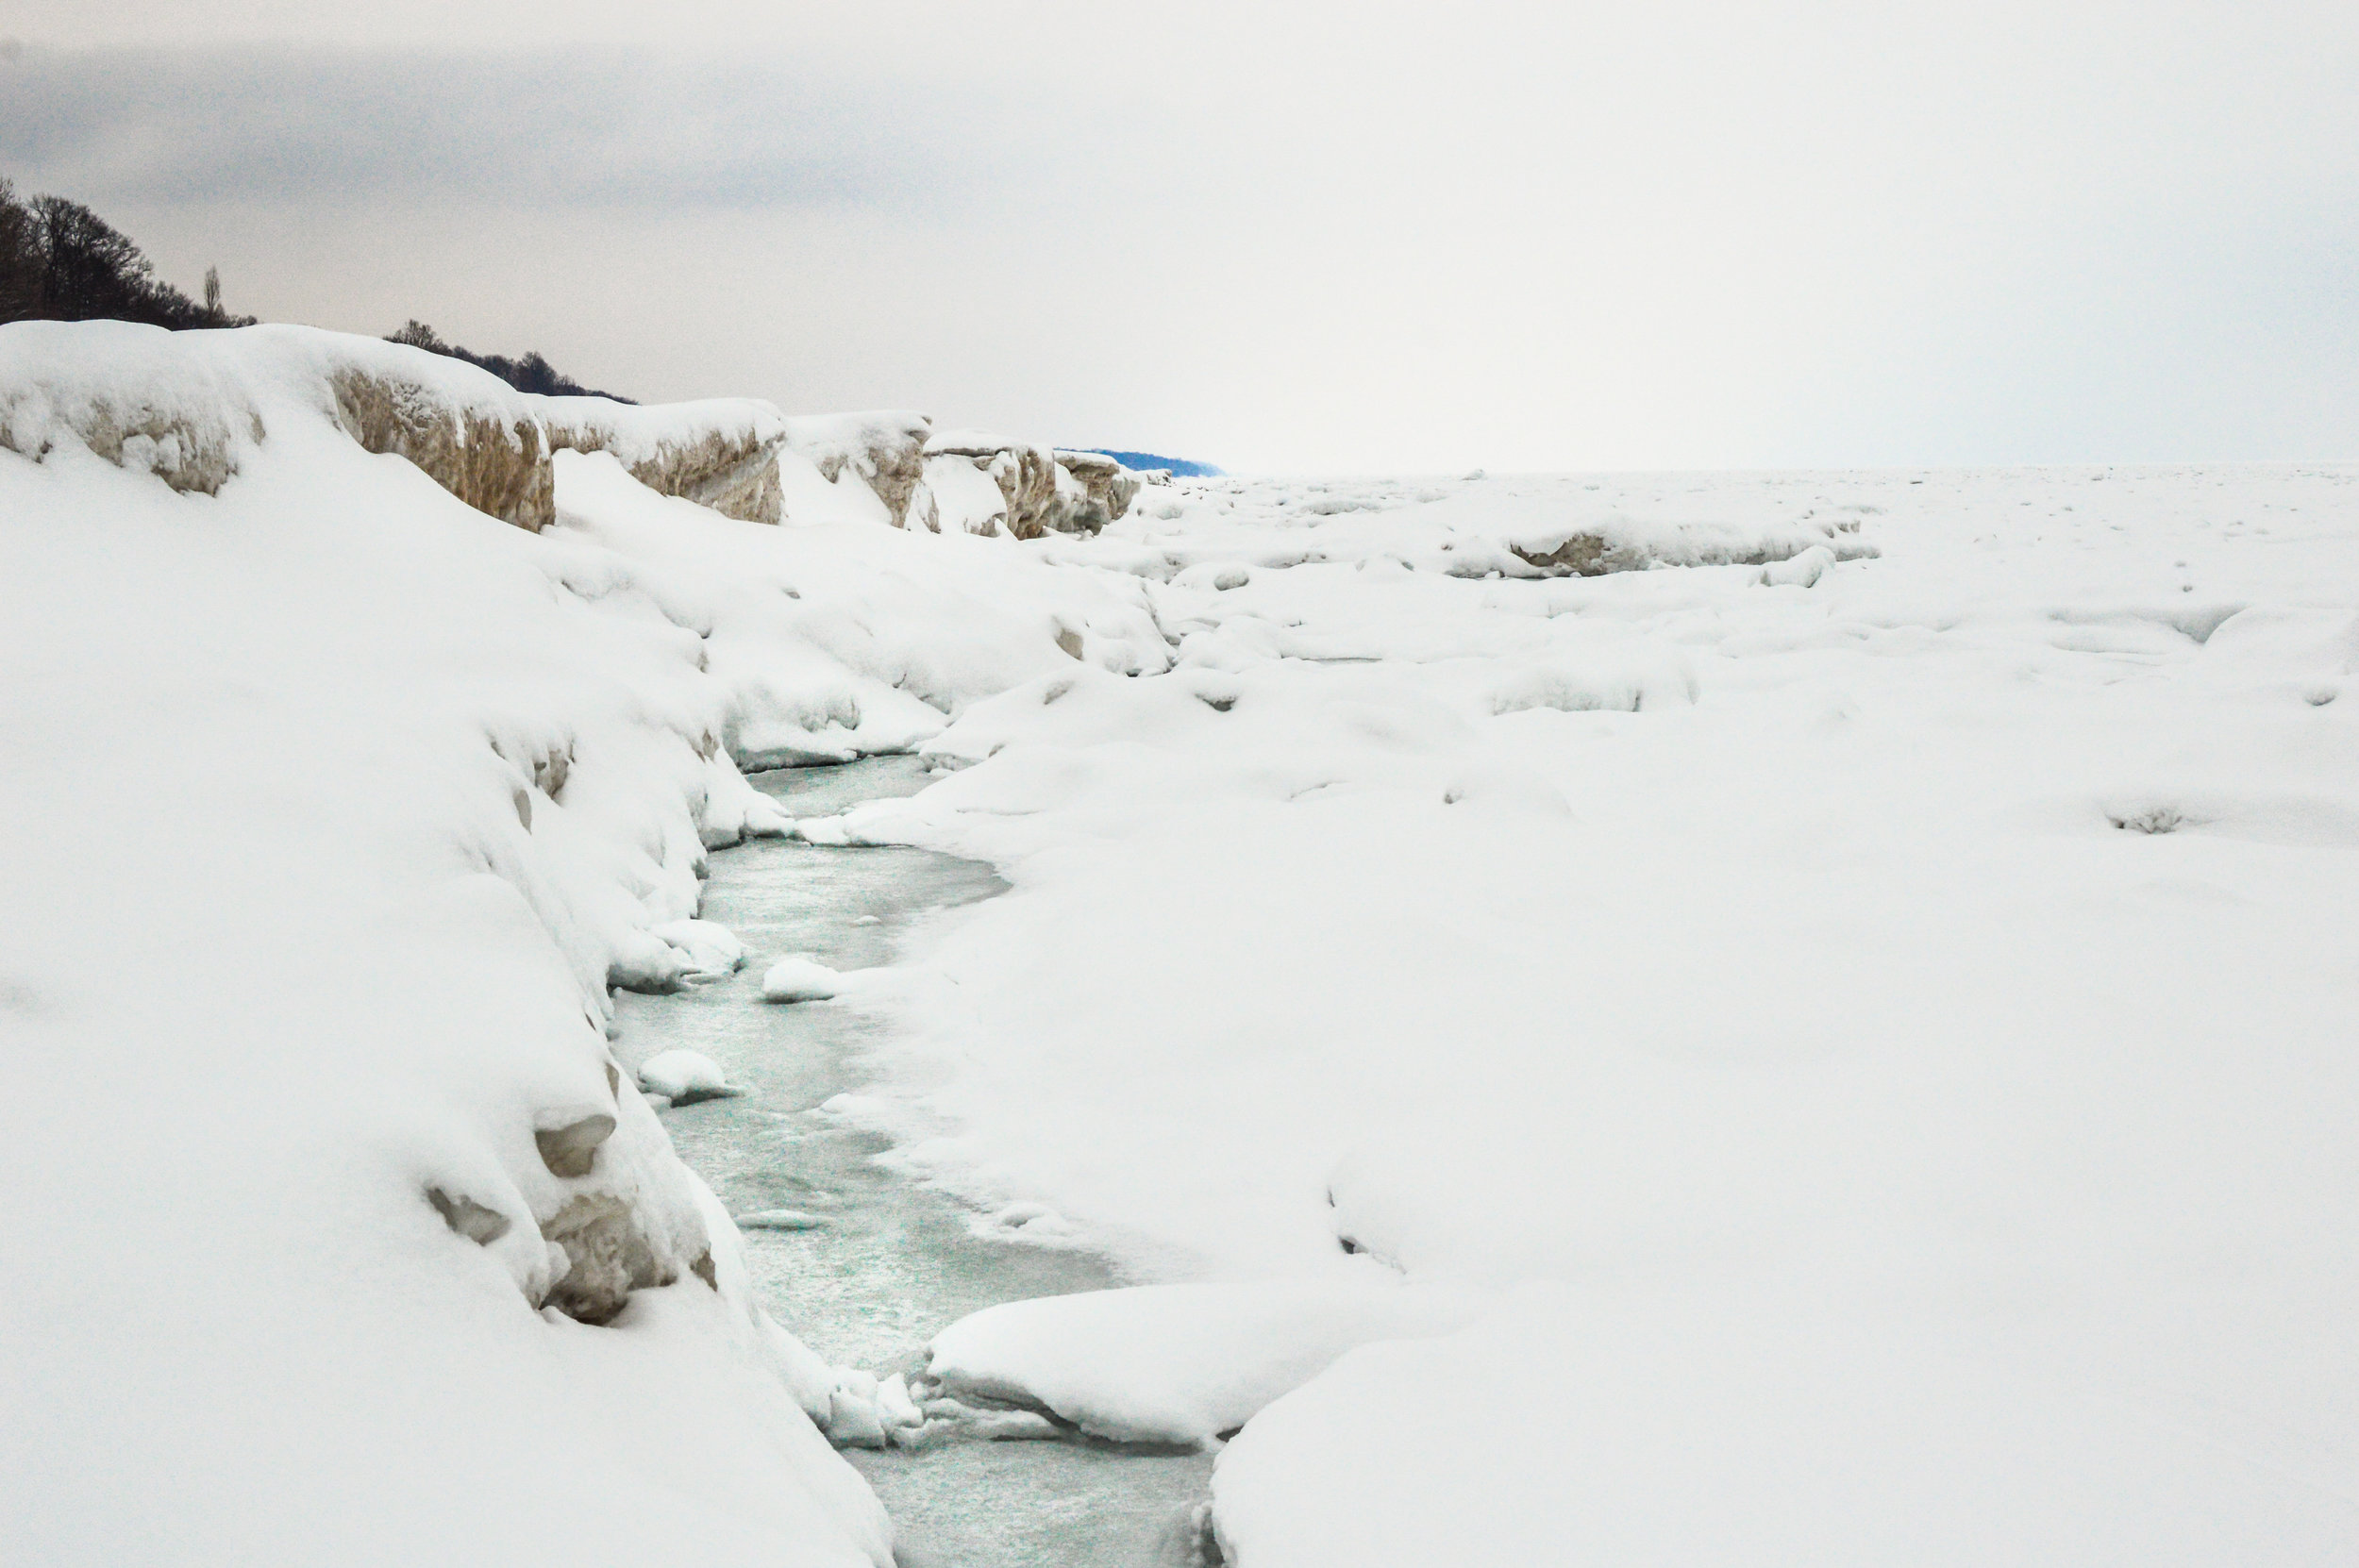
xmin=615 ymin=757 xmax=1213 ymax=1568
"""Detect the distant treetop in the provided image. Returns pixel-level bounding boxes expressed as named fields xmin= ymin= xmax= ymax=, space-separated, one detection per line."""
xmin=0 ymin=179 xmax=633 ymax=404
xmin=386 ymin=321 xmax=634 ymax=404
xmin=0 ymin=180 xmax=255 ymax=331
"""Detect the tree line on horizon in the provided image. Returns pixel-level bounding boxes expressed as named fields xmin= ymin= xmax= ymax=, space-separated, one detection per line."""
xmin=0 ymin=178 xmax=631 ymax=403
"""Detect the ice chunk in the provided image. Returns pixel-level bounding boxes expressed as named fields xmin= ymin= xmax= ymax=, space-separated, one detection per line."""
xmin=875 ymin=1374 xmax=924 ymax=1429
xmin=636 ymin=1049 xmax=743 ymax=1105
xmin=824 ymin=1390 xmax=889 ymax=1449
xmin=761 ymin=955 xmax=842 ymax=1003
xmin=1759 ymin=542 xmax=1837 ymax=587
xmin=648 ymin=917 xmax=745 ymax=977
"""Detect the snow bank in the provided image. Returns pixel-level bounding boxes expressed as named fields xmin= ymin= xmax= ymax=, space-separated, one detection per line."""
xmin=761 ymin=955 xmax=843 ymax=1003
xmin=927 ymin=429 xmax=1062 ymax=538
xmin=1212 ymin=1285 xmax=2359 ymax=1566
xmin=0 ymin=319 xmax=1188 ymax=1565
xmin=924 ymin=429 xmax=1139 ymax=536
xmin=0 ymin=319 xmax=554 ymax=522
xmin=548 ymin=446 xmax=1171 ymax=770
xmin=923 ymin=449 xmax=1017 ymax=535
xmin=545 ymin=395 xmax=790 ymax=525
xmin=785 ymin=410 xmax=933 ymax=529
xmin=1052 ymin=449 xmax=1143 ymax=534
xmin=921 ymin=1281 xmax=1478 ymax=1444
xmin=0 ymin=319 xmax=961 ymax=539
xmin=638 ymin=1048 xmax=743 ymax=1105
xmin=12 ymin=314 xmax=2354 ymax=1560
xmin=0 ymin=318 xmax=262 ymax=494
xmin=803 ymin=462 xmax=2359 ymax=1560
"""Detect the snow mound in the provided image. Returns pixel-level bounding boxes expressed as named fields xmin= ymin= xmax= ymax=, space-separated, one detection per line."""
xmin=0 ymin=319 xmax=262 ymax=494
xmin=1212 ymin=1286 xmax=2359 ymax=1567
xmin=1758 ymin=541 xmax=1838 ymax=586
xmin=921 ymin=1281 xmax=1480 ymax=1445
xmin=638 ymin=1049 xmax=744 ymax=1105
xmin=761 ymin=955 xmax=843 ymax=1003
xmin=649 ymin=917 xmax=746 ymax=978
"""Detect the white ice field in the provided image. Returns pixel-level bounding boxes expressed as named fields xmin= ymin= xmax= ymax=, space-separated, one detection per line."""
xmin=3 ymin=321 xmax=2354 ymax=1565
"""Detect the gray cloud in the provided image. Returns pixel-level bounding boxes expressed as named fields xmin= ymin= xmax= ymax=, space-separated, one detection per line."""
xmin=1 ymin=9 xmax=2353 ymax=471
xmin=0 ymin=46 xmax=1129 ymax=212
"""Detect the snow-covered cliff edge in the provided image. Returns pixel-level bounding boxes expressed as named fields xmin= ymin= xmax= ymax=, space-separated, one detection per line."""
xmin=0 ymin=321 xmax=1168 ymax=1566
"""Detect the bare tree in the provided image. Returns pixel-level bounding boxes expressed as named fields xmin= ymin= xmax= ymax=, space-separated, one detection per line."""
xmin=0 ymin=179 xmax=43 ymax=324
xmin=28 ymin=195 xmax=211 ymax=328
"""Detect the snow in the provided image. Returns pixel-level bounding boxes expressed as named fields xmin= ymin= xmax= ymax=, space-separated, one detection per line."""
xmin=1212 ymin=1284 xmax=2359 ymax=1566
xmin=649 ymin=917 xmax=747 ymax=977
xmin=921 ymin=1281 xmax=1479 ymax=1445
xmin=542 ymin=392 xmax=786 ymax=470
xmin=783 ymin=409 xmax=931 ymax=474
xmin=924 ymin=426 xmax=1028 ymax=457
xmin=1042 ymin=470 xmax=1881 ymax=581
xmin=812 ymin=463 xmax=2359 ymax=1561
xmin=0 ymin=320 xmax=1169 ymax=1566
xmin=761 ymin=955 xmax=843 ymax=1003
xmin=8 ymin=315 xmax=2355 ymax=1563
xmin=922 ymin=454 xmax=1010 ymax=536
xmin=547 ymin=446 xmax=1169 ymax=767
xmin=638 ymin=1048 xmax=742 ymax=1104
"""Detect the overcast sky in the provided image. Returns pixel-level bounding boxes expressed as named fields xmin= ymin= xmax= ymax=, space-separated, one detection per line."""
xmin=2 ymin=1 xmax=2353 ymax=472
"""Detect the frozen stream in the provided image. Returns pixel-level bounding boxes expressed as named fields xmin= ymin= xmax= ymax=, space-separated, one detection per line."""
xmin=614 ymin=756 xmax=1213 ymax=1567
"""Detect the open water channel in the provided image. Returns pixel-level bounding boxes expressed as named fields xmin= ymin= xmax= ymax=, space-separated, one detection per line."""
xmin=612 ymin=757 xmax=1214 ymax=1567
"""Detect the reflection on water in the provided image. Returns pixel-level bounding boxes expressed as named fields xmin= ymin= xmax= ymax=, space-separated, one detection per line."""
xmin=616 ymin=757 xmax=1213 ymax=1567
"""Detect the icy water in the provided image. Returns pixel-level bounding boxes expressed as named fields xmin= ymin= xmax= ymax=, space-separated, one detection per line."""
xmin=613 ymin=757 xmax=1213 ymax=1568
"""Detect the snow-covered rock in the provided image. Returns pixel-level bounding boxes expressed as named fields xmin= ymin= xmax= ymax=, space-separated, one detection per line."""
xmin=637 ymin=1049 xmax=743 ymax=1105
xmin=648 ymin=917 xmax=747 ymax=978
xmin=760 ymin=955 xmax=842 ymax=1003
xmin=927 ymin=429 xmax=1062 ymax=539
xmin=544 ymin=396 xmax=789 ymax=525
xmin=785 ymin=410 xmax=933 ymax=529
xmin=1051 ymin=449 xmax=1143 ymax=534
xmin=926 ymin=430 xmax=1139 ymax=538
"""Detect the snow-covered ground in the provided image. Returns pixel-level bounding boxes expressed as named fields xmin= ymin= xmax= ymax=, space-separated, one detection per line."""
xmin=822 ymin=464 xmax=2359 ymax=1561
xmin=0 ymin=323 xmax=1163 ymax=1566
xmin=5 ymin=320 xmax=2354 ymax=1563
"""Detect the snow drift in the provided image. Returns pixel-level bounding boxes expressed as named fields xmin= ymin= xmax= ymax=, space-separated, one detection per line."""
xmin=0 ymin=320 xmax=1172 ymax=1567
xmin=812 ymin=461 xmax=2359 ymax=1564
xmin=10 ymin=317 xmax=2355 ymax=1567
